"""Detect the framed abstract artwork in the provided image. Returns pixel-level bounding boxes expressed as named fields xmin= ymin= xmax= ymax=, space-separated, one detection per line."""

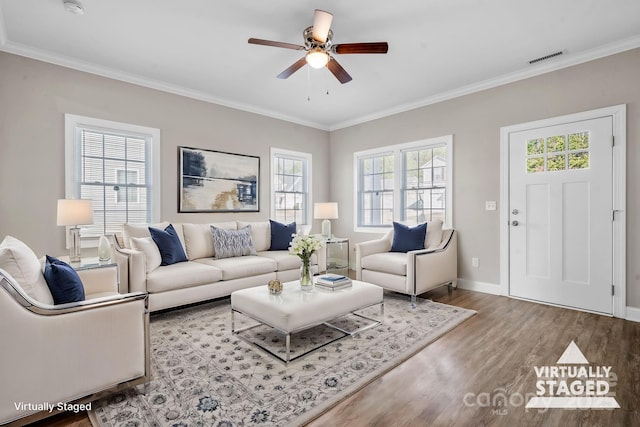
xmin=178 ymin=147 xmax=259 ymax=212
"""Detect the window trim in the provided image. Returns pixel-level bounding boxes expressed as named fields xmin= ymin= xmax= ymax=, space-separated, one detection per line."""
xmin=353 ymin=135 xmax=453 ymax=233
xmin=270 ymin=147 xmax=313 ymax=225
xmin=64 ymin=114 xmax=161 ymax=246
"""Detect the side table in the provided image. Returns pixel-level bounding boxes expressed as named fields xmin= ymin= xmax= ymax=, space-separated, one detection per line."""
xmin=56 ymin=256 xmax=120 ymax=288
xmin=325 ymin=237 xmax=349 ymax=276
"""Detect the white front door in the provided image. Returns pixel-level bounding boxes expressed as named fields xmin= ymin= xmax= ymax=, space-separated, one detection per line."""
xmin=508 ymin=116 xmax=613 ymax=314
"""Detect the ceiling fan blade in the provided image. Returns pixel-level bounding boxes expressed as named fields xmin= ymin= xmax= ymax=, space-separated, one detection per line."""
xmin=333 ymin=42 xmax=389 ymax=54
xmin=312 ymin=9 xmax=333 ymax=43
xmin=248 ymin=38 xmax=305 ymax=51
xmin=277 ymin=57 xmax=308 ymax=79
xmin=326 ymin=57 xmax=352 ymax=84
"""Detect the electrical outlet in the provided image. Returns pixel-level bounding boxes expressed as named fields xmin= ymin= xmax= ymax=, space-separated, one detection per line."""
xmin=485 ymin=201 xmax=497 ymax=211
xmin=472 ymin=257 xmax=479 ymax=268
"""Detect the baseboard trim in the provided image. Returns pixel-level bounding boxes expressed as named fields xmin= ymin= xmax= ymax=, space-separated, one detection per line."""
xmin=625 ymin=306 xmax=640 ymax=323
xmin=456 ymin=279 xmax=501 ymax=295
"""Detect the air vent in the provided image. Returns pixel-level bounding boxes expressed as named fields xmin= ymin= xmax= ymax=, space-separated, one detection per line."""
xmin=528 ymin=51 xmax=564 ymax=65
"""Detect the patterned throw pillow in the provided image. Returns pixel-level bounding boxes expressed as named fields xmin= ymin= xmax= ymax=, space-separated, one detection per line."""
xmin=211 ymin=225 xmax=257 ymax=259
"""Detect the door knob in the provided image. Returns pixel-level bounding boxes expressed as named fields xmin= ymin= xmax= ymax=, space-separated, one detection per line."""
xmin=511 ymin=220 xmax=519 ymax=226
xmin=512 ymin=209 xmax=519 ymax=215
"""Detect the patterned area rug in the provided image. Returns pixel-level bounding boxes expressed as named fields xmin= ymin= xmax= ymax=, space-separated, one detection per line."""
xmin=90 ymin=293 xmax=475 ymax=427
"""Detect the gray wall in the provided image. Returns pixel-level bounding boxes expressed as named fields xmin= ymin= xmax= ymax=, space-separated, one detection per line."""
xmin=0 ymin=52 xmax=330 ymax=257
xmin=330 ymin=48 xmax=640 ymax=308
xmin=2 ymin=48 xmax=639 ymax=308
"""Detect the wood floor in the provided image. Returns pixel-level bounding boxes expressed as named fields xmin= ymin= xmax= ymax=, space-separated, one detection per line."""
xmin=29 ymin=287 xmax=640 ymax=427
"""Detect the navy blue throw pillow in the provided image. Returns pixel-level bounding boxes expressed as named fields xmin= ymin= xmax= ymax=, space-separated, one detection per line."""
xmin=149 ymin=224 xmax=188 ymax=265
xmin=390 ymin=222 xmax=428 ymax=253
xmin=43 ymin=255 xmax=85 ymax=304
xmin=270 ymin=220 xmax=296 ymax=251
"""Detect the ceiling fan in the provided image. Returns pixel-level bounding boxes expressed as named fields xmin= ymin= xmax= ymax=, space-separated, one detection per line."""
xmin=248 ymin=9 xmax=388 ymax=84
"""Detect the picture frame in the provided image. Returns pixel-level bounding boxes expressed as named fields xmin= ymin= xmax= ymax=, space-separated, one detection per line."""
xmin=178 ymin=146 xmax=260 ymax=212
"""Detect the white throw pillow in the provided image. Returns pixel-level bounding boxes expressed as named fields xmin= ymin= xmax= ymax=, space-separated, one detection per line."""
xmin=237 ymin=221 xmax=270 ymax=252
xmin=123 ymin=222 xmax=171 ymax=249
xmin=425 ymin=219 xmax=444 ymax=249
xmin=0 ymin=236 xmax=54 ymax=304
xmin=130 ymin=237 xmax=162 ymax=273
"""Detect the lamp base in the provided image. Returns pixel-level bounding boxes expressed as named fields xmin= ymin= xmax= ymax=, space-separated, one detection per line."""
xmin=321 ymin=219 xmax=332 ymax=239
xmin=69 ymin=226 xmax=82 ymax=263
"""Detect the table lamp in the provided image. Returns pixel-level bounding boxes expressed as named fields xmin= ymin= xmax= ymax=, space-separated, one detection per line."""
xmin=314 ymin=202 xmax=339 ymax=239
xmin=57 ymin=199 xmax=94 ymax=263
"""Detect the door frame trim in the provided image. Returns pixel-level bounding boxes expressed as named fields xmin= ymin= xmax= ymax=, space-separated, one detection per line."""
xmin=499 ymin=105 xmax=626 ymax=317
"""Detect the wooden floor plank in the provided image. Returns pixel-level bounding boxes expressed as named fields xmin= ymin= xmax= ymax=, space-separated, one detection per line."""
xmin=25 ymin=287 xmax=640 ymax=427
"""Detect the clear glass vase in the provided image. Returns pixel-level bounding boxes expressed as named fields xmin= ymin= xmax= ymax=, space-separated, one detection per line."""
xmin=300 ymin=258 xmax=313 ymax=292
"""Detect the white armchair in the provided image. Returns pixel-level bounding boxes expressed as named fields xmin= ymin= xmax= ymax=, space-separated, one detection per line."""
xmin=0 ymin=239 xmax=149 ymax=426
xmin=355 ymin=219 xmax=458 ymax=307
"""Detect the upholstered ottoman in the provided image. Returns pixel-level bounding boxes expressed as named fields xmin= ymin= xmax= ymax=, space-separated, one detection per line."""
xmin=231 ymin=280 xmax=383 ymax=362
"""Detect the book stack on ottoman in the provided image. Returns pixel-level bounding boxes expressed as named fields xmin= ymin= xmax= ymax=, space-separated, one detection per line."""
xmin=315 ymin=273 xmax=352 ymax=291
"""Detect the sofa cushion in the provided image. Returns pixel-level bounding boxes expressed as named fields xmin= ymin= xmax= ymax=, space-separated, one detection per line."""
xmin=237 ymin=221 xmax=270 ymax=252
xmin=269 ymin=220 xmax=296 ymax=251
xmin=183 ymin=222 xmax=237 ymax=260
xmin=146 ymin=261 xmax=222 ymax=293
xmin=130 ymin=236 xmax=162 ymax=273
xmin=196 ymin=256 xmax=276 ymax=281
xmin=43 ymin=255 xmax=85 ymax=304
xmin=0 ymin=236 xmax=54 ymax=305
xmin=211 ymin=225 xmax=257 ymax=259
xmin=360 ymin=252 xmax=408 ymax=276
xmin=123 ymin=222 xmax=171 ymax=249
xmin=391 ymin=222 xmax=427 ymax=252
xmin=149 ymin=224 xmax=188 ymax=266
xmin=256 ymin=250 xmax=302 ymax=271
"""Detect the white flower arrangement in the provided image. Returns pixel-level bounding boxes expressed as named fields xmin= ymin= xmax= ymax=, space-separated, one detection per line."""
xmin=289 ymin=234 xmax=323 ymax=261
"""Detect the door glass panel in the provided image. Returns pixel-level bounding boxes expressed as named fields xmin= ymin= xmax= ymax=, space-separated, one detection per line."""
xmin=568 ymin=132 xmax=589 ymax=150
xmin=546 ymin=135 xmax=565 ymax=153
xmin=526 ymin=132 xmax=589 ymax=173
xmin=547 ymin=154 xmax=566 ymax=171
xmin=569 ymin=152 xmax=589 ymax=169
xmin=527 ymin=138 xmax=544 ymax=155
xmin=527 ymin=157 xmax=544 ymax=173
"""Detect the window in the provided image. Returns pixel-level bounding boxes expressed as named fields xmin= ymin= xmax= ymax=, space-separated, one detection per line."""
xmin=65 ymin=114 xmax=161 ymax=240
xmin=270 ymin=148 xmax=312 ymax=225
xmin=526 ymin=132 xmax=590 ymax=173
xmin=354 ymin=136 xmax=452 ymax=231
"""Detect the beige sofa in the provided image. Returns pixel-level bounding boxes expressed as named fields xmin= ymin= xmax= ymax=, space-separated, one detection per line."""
xmin=116 ymin=221 xmax=325 ymax=312
xmin=355 ymin=219 xmax=458 ymax=307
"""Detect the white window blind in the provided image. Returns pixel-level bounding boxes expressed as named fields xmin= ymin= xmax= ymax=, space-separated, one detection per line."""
xmin=270 ymin=148 xmax=312 ymax=225
xmin=354 ymin=136 xmax=453 ymax=232
xmin=65 ymin=114 xmax=161 ymax=240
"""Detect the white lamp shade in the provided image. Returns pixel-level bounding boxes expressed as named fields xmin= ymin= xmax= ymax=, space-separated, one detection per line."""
xmin=314 ymin=202 xmax=339 ymax=219
xmin=57 ymin=199 xmax=94 ymax=226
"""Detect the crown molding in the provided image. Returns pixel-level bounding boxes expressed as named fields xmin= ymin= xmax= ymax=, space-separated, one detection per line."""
xmin=329 ymin=35 xmax=640 ymax=131
xmin=0 ymin=39 xmax=330 ymax=131
xmin=0 ymin=19 xmax=638 ymax=133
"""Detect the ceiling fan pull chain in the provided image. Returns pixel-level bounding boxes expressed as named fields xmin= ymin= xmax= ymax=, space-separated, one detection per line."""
xmin=307 ymin=66 xmax=311 ymax=101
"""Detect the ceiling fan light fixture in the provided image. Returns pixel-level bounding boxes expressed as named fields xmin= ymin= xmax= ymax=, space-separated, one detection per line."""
xmin=306 ymin=49 xmax=329 ymax=69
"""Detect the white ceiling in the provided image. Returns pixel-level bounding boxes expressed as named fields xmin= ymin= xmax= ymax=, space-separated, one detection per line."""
xmin=1 ymin=0 xmax=639 ymax=130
